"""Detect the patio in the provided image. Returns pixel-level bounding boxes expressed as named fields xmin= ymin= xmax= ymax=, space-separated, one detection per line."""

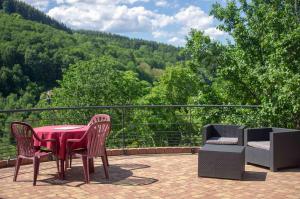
xmin=0 ymin=153 xmax=299 ymax=199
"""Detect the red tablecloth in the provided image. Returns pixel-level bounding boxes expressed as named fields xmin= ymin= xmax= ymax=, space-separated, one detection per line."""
xmin=34 ymin=125 xmax=89 ymax=160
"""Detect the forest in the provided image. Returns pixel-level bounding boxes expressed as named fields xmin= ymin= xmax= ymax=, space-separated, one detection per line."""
xmin=0 ymin=0 xmax=300 ymax=157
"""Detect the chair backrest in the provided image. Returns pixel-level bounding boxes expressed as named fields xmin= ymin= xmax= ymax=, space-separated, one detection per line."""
xmin=87 ymin=114 xmax=111 ymax=126
xmin=10 ymin=122 xmax=39 ymax=157
xmin=212 ymin=124 xmax=242 ymax=137
xmin=86 ymin=121 xmax=110 ymax=157
xmin=88 ymin=114 xmax=111 ymax=138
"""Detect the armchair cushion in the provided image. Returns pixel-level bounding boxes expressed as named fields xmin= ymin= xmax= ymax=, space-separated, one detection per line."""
xmin=247 ymin=141 xmax=270 ymax=150
xmin=206 ymin=137 xmax=238 ymax=145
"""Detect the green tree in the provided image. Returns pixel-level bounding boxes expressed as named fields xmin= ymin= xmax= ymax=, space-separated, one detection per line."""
xmin=185 ymin=30 xmax=225 ymax=85
xmin=2 ymin=0 xmax=14 ymax=14
xmin=131 ymin=65 xmax=200 ymax=147
xmin=211 ymin=0 xmax=300 ymax=128
xmin=36 ymin=56 xmax=150 ymax=124
xmin=49 ymin=56 xmax=149 ymax=107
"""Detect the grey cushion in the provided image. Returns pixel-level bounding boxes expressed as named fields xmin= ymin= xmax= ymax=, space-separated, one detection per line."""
xmin=247 ymin=141 xmax=270 ymax=150
xmin=206 ymin=137 xmax=238 ymax=145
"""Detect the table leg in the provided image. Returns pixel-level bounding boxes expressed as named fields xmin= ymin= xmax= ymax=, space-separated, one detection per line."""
xmin=60 ymin=159 xmax=65 ymax=179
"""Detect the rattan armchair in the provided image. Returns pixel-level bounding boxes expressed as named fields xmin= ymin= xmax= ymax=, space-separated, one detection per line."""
xmin=202 ymin=124 xmax=246 ymax=146
xmin=245 ymin=127 xmax=300 ymax=171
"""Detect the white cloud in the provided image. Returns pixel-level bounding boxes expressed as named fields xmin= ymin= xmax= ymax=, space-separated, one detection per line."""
xmin=152 ymin=31 xmax=171 ymax=38
xmin=155 ymin=6 xmax=225 ymax=45
xmin=47 ymin=2 xmax=173 ymax=33
xmin=168 ymin=37 xmax=185 ymax=46
xmin=21 ymin=0 xmax=227 ymax=46
xmin=175 ymin=6 xmax=213 ymax=34
xmin=151 ymin=14 xmax=174 ymax=28
xmin=204 ymin=27 xmax=226 ymax=38
xmin=55 ymin=0 xmax=149 ymax=5
xmin=21 ymin=0 xmax=50 ymax=11
xmin=155 ymin=0 xmax=168 ymax=7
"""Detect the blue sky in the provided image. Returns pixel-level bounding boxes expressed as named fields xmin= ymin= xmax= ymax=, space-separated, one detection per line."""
xmin=22 ymin=0 xmax=229 ymax=46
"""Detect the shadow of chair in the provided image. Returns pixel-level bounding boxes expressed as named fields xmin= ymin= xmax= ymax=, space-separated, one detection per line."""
xmin=242 ymin=171 xmax=267 ymax=181
xmin=40 ymin=163 xmax=158 ymax=187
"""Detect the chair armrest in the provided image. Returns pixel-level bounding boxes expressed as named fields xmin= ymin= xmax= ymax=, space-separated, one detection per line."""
xmin=41 ymin=139 xmax=58 ymax=155
xmin=239 ymin=125 xmax=246 ymax=130
xmin=66 ymin=139 xmax=83 ymax=153
xmin=42 ymin=139 xmax=57 ymax=142
xmin=237 ymin=126 xmax=246 ymax=146
xmin=271 ymin=131 xmax=300 ymax=170
xmin=244 ymin=128 xmax=271 ymax=144
xmin=202 ymin=124 xmax=213 ymax=145
xmin=67 ymin=139 xmax=82 ymax=143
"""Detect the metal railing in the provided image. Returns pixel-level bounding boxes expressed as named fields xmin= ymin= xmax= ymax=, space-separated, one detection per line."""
xmin=0 ymin=104 xmax=261 ymax=160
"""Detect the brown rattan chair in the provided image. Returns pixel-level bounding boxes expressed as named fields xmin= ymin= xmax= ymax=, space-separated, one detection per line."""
xmin=11 ymin=122 xmax=59 ymax=186
xmin=66 ymin=121 xmax=110 ymax=183
xmin=68 ymin=114 xmax=111 ymax=168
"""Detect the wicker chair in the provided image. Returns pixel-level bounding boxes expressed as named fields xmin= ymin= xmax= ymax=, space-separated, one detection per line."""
xmin=68 ymin=114 xmax=111 ymax=168
xmin=11 ymin=122 xmax=59 ymax=186
xmin=202 ymin=124 xmax=246 ymax=146
xmin=66 ymin=121 xmax=110 ymax=183
xmin=245 ymin=127 xmax=300 ymax=171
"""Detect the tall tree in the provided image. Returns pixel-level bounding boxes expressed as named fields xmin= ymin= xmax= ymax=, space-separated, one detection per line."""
xmin=2 ymin=0 xmax=14 ymax=13
xmin=185 ymin=30 xmax=225 ymax=86
xmin=211 ymin=0 xmax=300 ymax=128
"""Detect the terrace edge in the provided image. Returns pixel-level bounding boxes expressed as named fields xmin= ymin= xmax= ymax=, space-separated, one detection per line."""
xmin=0 ymin=147 xmax=200 ymax=168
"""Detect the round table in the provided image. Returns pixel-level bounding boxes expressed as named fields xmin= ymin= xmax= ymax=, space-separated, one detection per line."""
xmin=34 ymin=125 xmax=89 ymax=178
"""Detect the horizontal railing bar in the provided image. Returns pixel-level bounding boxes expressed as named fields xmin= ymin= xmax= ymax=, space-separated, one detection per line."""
xmin=0 ymin=104 xmax=261 ymax=113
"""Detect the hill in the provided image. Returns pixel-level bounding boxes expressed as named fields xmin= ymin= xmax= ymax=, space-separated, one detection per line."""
xmin=0 ymin=0 xmax=71 ymax=32
xmin=0 ymin=10 xmax=183 ymax=109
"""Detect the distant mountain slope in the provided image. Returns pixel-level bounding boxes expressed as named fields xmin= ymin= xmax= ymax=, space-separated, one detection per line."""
xmin=0 ymin=0 xmax=71 ymax=32
xmin=76 ymin=30 xmax=180 ymax=54
xmin=0 ymin=12 xmax=183 ymax=97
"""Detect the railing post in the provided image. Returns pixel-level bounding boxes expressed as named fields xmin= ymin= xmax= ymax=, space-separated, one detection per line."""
xmin=121 ymin=107 xmax=126 ymax=155
xmin=189 ymin=107 xmax=192 ymax=147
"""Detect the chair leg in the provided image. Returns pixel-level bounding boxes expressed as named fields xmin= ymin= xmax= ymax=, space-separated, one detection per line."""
xmin=33 ymin=157 xmax=40 ymax=186
xmin=65 ymin=156 xmax=69 ymax=170
xmin=89 ymin=158 xmax=95 ymax=173
xmin=271 ymin=166 xmax=278 ymax=172
xmin=56 ymin=159 xmax=60 ymax=173
xmin=69 ymin=154 xmax=72 ymax=168
xmin=13 ymin=157 xmax=22 ymax=182
xmin=104 ymin=148 xmax=109 ymax=166
xmin=82 ymin=156 xmax=89 ymax=183
xmin=101 ymin=156 xmax=109 ymax=179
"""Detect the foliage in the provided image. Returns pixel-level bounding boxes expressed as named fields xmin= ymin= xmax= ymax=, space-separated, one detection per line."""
xmin=1 ymin=0 xmax=70 ymax=32
xmin=211 ymin=0 xmax=300 ymax=128
xmin=0 ymin=11 xmax=181 ymax=99
xmin=185 ymin=30 xmax=225 ymax=86
xmin=50 ymin=56 xmax=150 ymax=107
xmin=37 ymin=56 xmax=150 ymax=125
xmin=130 ymin=65 xmax=201 ymax=146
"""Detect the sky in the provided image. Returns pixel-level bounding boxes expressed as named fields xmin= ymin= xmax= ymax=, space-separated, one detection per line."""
xmin=21 ymin=0 xmax=229 ymax=46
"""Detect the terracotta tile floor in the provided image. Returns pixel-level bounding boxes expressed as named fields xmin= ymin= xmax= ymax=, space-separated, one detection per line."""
xmin=0 ymin=154 xmax=300 ymax=199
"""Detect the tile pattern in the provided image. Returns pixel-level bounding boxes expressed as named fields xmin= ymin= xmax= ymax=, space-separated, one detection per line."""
xmin=0 ymin=154 xmax=299 ymax=199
